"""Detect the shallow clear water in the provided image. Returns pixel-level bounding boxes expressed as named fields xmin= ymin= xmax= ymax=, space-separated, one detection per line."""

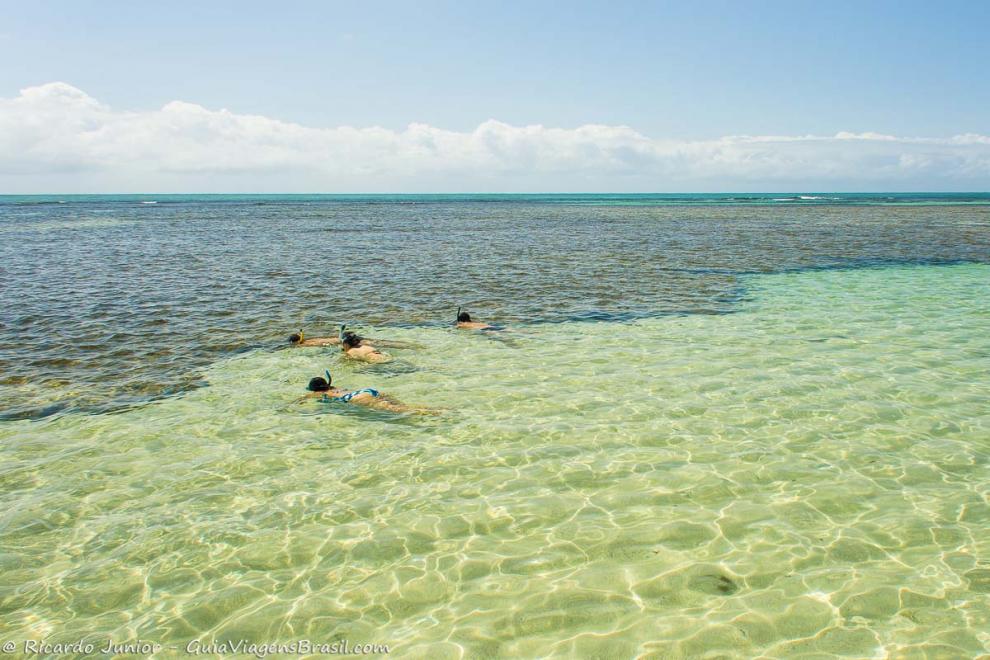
xmin=1 ymin=259 xmax=988 ymax=657
xmin=2 ymin=196 xmax=989 ymax=420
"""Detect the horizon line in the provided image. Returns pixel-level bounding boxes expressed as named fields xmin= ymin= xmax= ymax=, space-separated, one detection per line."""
xmin=2 ymin=191 xmax=989 ymax=196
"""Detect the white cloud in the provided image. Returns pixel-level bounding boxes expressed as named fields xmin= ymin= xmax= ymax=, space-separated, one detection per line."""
xmin=1 ymin=82 xmax=989 ymax=192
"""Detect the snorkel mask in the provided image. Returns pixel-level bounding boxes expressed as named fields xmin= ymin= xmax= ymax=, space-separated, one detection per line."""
xmin=306 ymin=370 xmax=332 ymax=392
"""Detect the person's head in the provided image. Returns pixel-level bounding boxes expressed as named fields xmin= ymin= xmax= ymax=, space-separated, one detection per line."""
xmin=457 ymin=311 xmax=472 ymax=323
xmin=307 ymin=376 xmax=330 ymax=391
xmin=288 ymin=333 xmax=302 ymax=344
xmin=341 ymin=332 xmax=361 ymax=349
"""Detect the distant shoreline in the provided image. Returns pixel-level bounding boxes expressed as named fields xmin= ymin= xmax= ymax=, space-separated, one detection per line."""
xmin=3 ymin=192 xmax=990 ymax=207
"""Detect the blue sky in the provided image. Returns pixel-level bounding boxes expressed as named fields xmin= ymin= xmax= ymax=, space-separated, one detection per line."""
xmin=1 ymin=0 xmax=988 ymax=191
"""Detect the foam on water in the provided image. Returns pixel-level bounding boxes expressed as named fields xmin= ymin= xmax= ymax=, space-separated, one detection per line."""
xmin=1 ymin=263 xmax=988 ymax=657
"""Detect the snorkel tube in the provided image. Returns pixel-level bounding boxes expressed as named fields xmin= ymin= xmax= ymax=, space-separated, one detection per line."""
xmin=339 ymin=324 xmax=347 ymax=351
xmin=325 ymin=369 xmax=332 ymax=385
xmin=456 ymin=306 xmax=461 ymax=325
xmin=298 ymin=328 xmax=304 ymax=343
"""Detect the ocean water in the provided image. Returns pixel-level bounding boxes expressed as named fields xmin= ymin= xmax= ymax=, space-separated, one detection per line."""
xmin=0 ymin=195 xmax=989 ymax=657
xmin=3 ymin=194 xmax=989 ymax=421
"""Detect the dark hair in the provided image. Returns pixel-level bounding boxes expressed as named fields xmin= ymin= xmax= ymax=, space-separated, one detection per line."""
xmin=342 ymin=331 xmax=361 ymax=348
xmin=307 ymin=376 xmax=330 ymax=392
xmin=289 ymin=333 xmax=302 ymax=344
xmin=457 ymin=311 xmax=471 ymax=322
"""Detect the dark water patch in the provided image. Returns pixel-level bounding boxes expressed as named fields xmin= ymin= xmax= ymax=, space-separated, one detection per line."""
xmin=0 ymin=401 xmax=71 ymax=422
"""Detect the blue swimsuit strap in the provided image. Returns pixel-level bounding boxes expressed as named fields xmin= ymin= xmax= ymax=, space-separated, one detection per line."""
xmin=324 ymin=388 xmax=380 ymax=403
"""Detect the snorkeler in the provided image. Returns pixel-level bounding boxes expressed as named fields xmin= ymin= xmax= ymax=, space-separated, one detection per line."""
xmin=339 ymin=326 xmax=391 ymax=363
xmin=304 ymin=370 xmax=433 ymax=414
xmin=287 ymin=330 xmax=340 ymax=347
xmin=455 ymin=307 xmax=495 ymax=330
xmin=288 ymin=327 xmax=419 ymax=349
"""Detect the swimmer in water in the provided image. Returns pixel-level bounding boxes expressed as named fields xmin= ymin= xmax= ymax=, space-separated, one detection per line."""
xmin=304 ymin=371 xmax=434 ymax=414
xmin=288 ymin=327 xmax=420 ymax=349
xmin=455 ymin=307 xmax=495 ymax=330
xmin=340 ymin=328 xmax=391 ymax=363
xmin=288 ymin=330 xmax=339 ymax=347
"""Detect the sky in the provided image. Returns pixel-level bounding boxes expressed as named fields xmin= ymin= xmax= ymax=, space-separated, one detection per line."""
xmin=1 ymin=0 xmax=988 ymax=192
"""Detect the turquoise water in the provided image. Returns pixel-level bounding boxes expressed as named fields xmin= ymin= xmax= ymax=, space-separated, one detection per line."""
xmin=1 ymin=260 xmax=988 ymax=657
